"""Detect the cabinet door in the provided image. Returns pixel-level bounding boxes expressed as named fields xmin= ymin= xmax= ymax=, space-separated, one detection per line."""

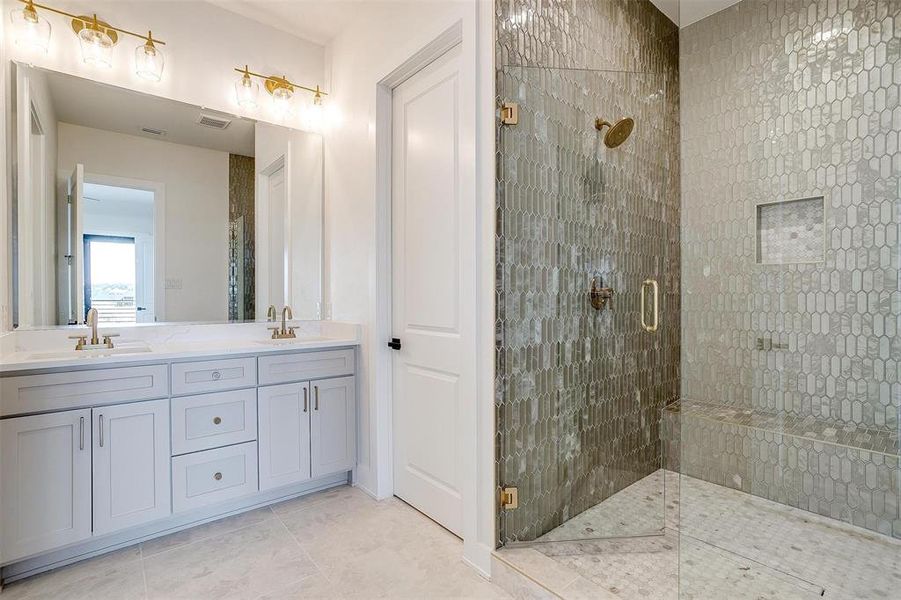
xmin=258 ymin=382 xmax=311 ymax=490
xmin=93 ymin=399 xmax=171 ymax=535
xmin=0 ymin=409 xmax=92 ymax=561
xmin=311 ymin=376 xmax=356 ymax=478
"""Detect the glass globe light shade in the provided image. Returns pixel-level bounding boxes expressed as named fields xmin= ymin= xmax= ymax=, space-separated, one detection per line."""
xmin=235 ymin=72 xmax=260 ymax=110
xmin=10 ymin=2 xmax=51 ymax=53
xmin=135 ymin=37 xmax=164 ymax=81
xmin=79 ymin=25 xmax=114 ymax=68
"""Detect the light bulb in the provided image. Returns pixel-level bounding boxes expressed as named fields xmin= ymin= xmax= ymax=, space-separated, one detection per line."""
xmin=78 ymin=18 xmax=114 ymax=68
xmin=235 ymin=68 xmax=260 ymax=109
xmin=270 ymin=85 xmax=294 ymax=118
xmin=135 ymin=32 xmax=164 ymax=81
xmin=302 ymin=92 xmax=325 ymax=131
xmin=10 ymin=1 xmax=51 ymax=53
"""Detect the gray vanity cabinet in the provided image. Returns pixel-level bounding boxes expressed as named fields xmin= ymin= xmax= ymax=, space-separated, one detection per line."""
xmin=0 ymin=409 xmax=93 ymax=561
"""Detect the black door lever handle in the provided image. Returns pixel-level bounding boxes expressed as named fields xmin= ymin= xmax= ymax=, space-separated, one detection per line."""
xmin=387 ymin=338 xmax=402 ymax=350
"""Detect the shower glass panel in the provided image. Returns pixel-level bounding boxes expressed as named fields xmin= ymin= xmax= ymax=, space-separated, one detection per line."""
xmin=497 ymin=66 xmax=676 ymax=544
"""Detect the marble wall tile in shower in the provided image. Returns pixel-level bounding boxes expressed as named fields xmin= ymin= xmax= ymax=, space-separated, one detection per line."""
xmin=680 ymin=0 xmax=901 ymax=431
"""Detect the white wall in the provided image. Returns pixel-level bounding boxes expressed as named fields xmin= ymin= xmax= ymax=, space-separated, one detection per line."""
xmin=323 ymin=0 xmax=495 ymax=574
xmin=2 ymin=0 xmax=325 ymax=130
xmin=57 ymin=122 xmax=230 ymax=322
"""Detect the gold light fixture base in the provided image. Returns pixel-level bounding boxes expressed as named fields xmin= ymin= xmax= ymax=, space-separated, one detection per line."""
xmin=264 ymin=76 xmax=294 ymax=95
xmin=71 ymin=15 xmax=119 ymax=44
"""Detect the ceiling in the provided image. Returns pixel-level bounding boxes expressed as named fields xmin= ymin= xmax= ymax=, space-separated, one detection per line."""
xmin=207 ymin=0 xmax=391 ymax=45
xmin=678 ymin=0 xmax=743 ymax=27
xmin=209 ymin=1 xmax=745 ymax=45
xmin=84 ymin=183 xmax=154 ymax=206
xmin=43 ymin=68 xmax=256 ymax=156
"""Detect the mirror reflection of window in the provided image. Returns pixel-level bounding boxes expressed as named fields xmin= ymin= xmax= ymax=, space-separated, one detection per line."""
xmin=84 ymin=236 xmax=136 ymax=324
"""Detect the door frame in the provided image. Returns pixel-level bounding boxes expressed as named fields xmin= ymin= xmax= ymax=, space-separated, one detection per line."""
xmin=372 ymin=13 xmax=496 ymax=573
xmin=82 ymin=172 xmax=166 ymax=323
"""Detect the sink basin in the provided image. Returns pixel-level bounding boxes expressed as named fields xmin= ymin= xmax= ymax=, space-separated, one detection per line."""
xmin=255 ymin=336 xmax=330 ymax=346
xmin=27 ymin=344 xmax=153 ymax=361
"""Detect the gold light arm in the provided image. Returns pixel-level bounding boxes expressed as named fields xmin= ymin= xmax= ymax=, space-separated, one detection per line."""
xmin=18 ymin=0 xmax=166 ymax=44
xmin=233 ymin=66 xmax=327 ymax=98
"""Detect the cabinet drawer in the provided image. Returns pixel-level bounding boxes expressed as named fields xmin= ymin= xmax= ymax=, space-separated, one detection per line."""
xmin=171 ymin=389 xmax=257 ymax=455
xmin=258 ymin=349 xmax=355 ymax=385
xmin=0 ymin=365 xmax=168 ymax=416
xmin=171 ymin=357 xmax=256 ymax=396
xmin=172 ymin=442 xmax=258 ymax=513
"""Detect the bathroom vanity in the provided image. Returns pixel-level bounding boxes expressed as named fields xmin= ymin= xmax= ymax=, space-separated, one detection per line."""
xmin=0 ymin=322 xmax=358 ymax=581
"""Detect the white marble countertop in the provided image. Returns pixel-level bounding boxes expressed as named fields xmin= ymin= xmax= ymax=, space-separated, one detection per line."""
xmin=0 ymin=321 xmax=360 ymax=374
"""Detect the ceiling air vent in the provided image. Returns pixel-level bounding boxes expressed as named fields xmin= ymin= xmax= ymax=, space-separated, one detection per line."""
xmin=141 ymin=127 xmax=167 ymax=136
xmin=197 ymin=113 xmax=232 ymax=130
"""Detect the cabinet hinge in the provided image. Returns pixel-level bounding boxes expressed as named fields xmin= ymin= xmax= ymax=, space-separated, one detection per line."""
xmin=500 ymin=486 xmax=518 ymax=510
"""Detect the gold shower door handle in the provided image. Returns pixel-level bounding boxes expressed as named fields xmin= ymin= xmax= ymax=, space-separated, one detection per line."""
xmin=641 ymin=279 xmax=659 ymax=333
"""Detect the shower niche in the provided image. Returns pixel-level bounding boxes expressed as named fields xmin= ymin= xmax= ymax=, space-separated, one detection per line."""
xmin=756 ymin=196 xmax=825 ymax=265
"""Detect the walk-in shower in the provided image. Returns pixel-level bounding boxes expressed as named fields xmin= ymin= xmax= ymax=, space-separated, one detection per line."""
xmin=494 ymin=0 xmax=900 ymax=598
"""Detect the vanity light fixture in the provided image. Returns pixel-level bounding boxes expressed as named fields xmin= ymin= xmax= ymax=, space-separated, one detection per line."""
xmin=10 ymin=1 xmax=166 ymax=78
xmin=75 ymin=14 xmax=115 ymax=68
xmin=234 ymin=65 xmax=260 ymax=109
xmin=233 ymin=66 xmax=327 ymax=118
xmin=10 ymin=0 xmax=51 ymax=53
xmin=135 ymin=31 xmax=164 ymax=81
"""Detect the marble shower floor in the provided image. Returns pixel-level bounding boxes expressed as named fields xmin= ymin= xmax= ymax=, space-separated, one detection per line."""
xmin=1 ymin=485 xmax=510 ymax=600
xmin=496 ymin=470 xmax=901 ymax=599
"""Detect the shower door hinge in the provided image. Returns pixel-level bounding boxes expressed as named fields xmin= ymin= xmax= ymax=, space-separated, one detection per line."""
xmin=500 ymin=486 xmax=519 ymax=510
xmin=500 ymin=102 xmax=519 ymax=125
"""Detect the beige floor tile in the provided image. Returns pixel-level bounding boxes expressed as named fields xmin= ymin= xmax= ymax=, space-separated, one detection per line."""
xmin=0 ymin=546 xmax=145 ymax=600
xmin=270 ymin=484 xmax=362 ymax=517
xmin=141 ymin=506 xmax=276 ymax=558
xmin=143 ymin=518 xmax=318 ymax=600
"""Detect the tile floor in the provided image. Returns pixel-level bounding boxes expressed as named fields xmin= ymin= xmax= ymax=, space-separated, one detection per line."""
xmin=2 ymin=485 xmax=510 ymax=600
xmin=496 ymin=470 xmax=901 ymax=599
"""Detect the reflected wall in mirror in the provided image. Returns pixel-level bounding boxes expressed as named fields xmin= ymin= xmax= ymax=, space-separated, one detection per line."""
xmin=10 ymin=62 xmax=323 ymax=328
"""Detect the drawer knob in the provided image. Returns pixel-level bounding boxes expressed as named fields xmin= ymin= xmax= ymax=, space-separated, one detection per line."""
xmin=214 ymin=472 xmax=223 ymax=481
xmin=213 ymin=416 xmax=222 ymax=425
xmin=212 ymin=371 xmax=222 ymax=380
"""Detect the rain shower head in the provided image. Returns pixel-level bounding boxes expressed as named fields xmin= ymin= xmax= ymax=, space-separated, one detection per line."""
xmin=594 ymin=117 xmax=634 ymax=148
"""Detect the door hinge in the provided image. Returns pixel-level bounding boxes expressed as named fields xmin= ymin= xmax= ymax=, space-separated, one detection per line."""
xmin=67 ymin=193 xmax=72 ymax=205
xmin=500 ymin=102 xmax=519 ymax=125
xmin=500 ymin=486 xmax=519 ymax=510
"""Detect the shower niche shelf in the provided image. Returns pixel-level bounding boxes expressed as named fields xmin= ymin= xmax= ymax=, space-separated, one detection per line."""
xmin=756 ymin=196 xmax=825 ymax=265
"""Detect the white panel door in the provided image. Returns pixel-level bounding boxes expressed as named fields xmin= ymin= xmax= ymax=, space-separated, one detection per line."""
xmin=0 ymin=409 xmax=92 ymax=561
xmin=93 ymin=399 xmax=171 ymax=535
xmin=390 ymin=44 xmax=472 ymax=536
xmin=311 ymin=376 xmax=355 ymax=478
xmin=258 ymin=382 xmax=311 ymax=490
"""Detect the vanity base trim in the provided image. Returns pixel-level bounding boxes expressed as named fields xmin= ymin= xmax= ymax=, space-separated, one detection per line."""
xmin=0 ymin=471 xmax=351 ymax=584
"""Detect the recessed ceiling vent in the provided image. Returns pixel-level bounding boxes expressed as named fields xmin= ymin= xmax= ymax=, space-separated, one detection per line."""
xmin=141 ymin=126 xmax=167 ymax=136
xmin=197 ymin=113 xmax=232 ymax=130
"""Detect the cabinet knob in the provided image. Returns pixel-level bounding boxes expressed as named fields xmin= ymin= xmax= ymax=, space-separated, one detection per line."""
xmin=212 ymin=371 xmax=222 ymax=380
xmin=213 ymin=416 xmax=222 ymax=425
xmin=213 ymin=472 xmax=223 ymax=481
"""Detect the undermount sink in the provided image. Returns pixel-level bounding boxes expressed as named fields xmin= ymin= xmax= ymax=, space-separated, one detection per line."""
xmin=255 ymin=336 xmax=330 ymax=346
xmin=27 ymin=343 xmax=153 ymax=361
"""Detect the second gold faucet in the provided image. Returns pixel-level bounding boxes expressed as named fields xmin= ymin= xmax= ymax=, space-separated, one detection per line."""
xmin=268 ymin=306 xmax=296 ymax=339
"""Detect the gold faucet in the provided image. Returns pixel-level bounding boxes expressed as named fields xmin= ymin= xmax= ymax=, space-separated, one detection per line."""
xmin=266 ymin=305 xmax=277 ymax=322
xmin=69 ymin=308 xmax=119 ymax=350
xmin=268 ymin=306 xmax=297 ymax=339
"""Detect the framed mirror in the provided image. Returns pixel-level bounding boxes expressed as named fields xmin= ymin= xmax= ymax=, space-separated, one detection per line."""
xmin=9 ymin=61 xmax=323 ymax=328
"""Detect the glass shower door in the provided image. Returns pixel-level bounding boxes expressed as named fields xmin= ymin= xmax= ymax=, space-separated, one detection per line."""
xmin=496 ymin=65 xmax=676 ymax=545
